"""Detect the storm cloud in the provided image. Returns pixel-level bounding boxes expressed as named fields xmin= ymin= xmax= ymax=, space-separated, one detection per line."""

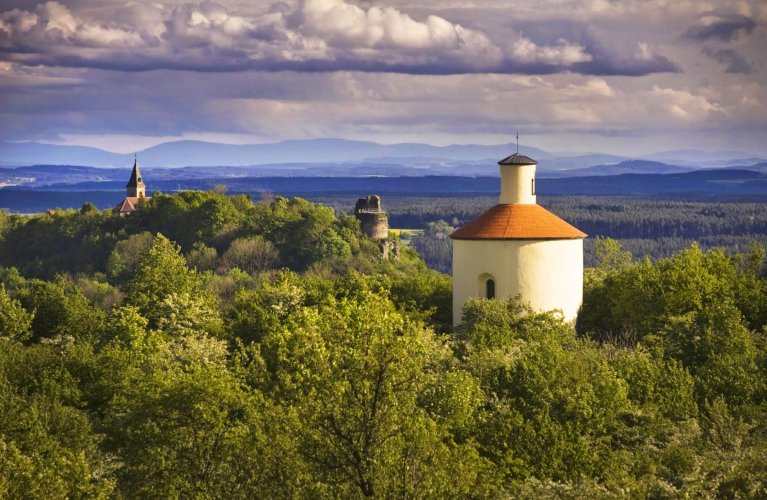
xmin=703 ymin=47 xmax=753 ymax=74
xmin=0 ymin=0 xmax=765 ymax=156
xmin=684 ymin=14 xmax=757 ymax=42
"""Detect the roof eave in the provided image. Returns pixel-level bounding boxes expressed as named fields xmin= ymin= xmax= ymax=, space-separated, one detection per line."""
xmin=450 ymin=234 xmax=587 ymax=241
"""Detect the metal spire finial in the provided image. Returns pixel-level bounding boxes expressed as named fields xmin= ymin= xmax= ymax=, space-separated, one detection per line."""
xmin=516 ymin=131 xmax=519 ymax=153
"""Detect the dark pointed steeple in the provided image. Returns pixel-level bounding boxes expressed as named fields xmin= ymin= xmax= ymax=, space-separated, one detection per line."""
xmin=126 ymin=155 xmax=146 ymax=198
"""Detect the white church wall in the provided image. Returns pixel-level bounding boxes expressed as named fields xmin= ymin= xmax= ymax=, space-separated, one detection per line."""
xmin=452 ymin=238 xmax=583 ymax=326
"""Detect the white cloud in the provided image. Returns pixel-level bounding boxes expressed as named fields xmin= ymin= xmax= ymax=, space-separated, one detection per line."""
xmin=39 ymin=1 xmax=77 ymax=33
xmin=301 ymin=0 xmax=466 ymax=50
xmin=508 ymin=37 xmax=592 ymax=65
xmin=649 ymin=86 xmax=725 ymax=121
xmin=0 ymin=0 xmax=609 ymax=73
xmin=564 ymin=78 xmax=615 ymax=97
xmin=298 ymin=0 xmax=505 ymax=70
xmin=0 ymin=1 xmax=145 ymax=48
xmin=0 ymin=8 xmax=39 ymax=33
xmin=166 ymin=2 xmax=255 ymax=46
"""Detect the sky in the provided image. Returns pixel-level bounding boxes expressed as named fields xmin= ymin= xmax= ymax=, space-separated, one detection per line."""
xmin=0 ymin=0 xmax=765 ymax=156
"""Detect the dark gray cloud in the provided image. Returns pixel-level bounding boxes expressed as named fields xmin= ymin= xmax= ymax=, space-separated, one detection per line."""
xmin=703 ymin=47 xmax=753 ymax=74
xmin=572 ymin=32 xmax=680 ymax=76
xmin=684 ymin=14 xmax=756 ymax=42
xmin=573 ymin=53 xmax=679 ymax=77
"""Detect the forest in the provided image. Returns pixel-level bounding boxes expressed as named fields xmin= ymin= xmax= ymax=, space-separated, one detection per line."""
xmin=1 ymin=190 xmax=766 ymax=497
xmin=315 ymin=194 xmax=767 ymax=272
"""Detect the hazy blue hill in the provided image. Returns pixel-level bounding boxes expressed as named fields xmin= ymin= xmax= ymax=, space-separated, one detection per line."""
xmin=544 ymin=168 xmax=766 ymax=195
xmin=0 ymin=142 xmax=126 ymax=167
xmin=540 ymin=160 xmax=694 ymax=178
xmin=1 ymin=139 xmax=550 ymax=168
xmin=0 ymin=165 xmax=127 ymax=186
xmin=10 ymin=165 xmax=125 ymax=178
xmin=722 ymin=158 xmax=767 ymax=167
xmin=642 ymin=149 xmax=764 ymax=167
xmin=538 ymin=154 xmax=629 ymax=170
xmin=728 ymin=162 xmax=767 ymax=174
xmin=4 ymin=140 xmax=763 ymax=171
xmin=137 ymin=139 xmax=552 ymax=167
xmin=4 ymin=138 xmax=766 ymax=174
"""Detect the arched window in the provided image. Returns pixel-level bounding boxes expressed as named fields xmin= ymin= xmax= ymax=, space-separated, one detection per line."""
xmin=531 ymin=178 xmax=536 ymax=195
xmin=486 ymin=278 xmax=496 ymax=299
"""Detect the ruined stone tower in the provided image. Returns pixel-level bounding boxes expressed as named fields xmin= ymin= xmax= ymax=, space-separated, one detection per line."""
xmin=354 ymin=195 xmax=389 ymax=240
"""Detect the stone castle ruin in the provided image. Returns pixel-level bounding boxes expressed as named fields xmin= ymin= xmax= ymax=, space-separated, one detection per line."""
xmin=354 ymin=195 xmax=398 ymax=260
xmin=354 ymin=195 xmax=389 ymax=240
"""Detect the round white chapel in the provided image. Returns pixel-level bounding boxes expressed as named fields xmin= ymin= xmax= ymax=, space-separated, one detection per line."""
xmin=450 ymin=152 xmax=587 ymax=326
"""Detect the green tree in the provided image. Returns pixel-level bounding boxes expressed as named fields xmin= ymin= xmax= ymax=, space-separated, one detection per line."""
xmin=156 ymin=292 xmax=223 ymax=337
xmin=249 ymin=197 xmax=358 ymax=270
xmin=80 ymin=202 xmax=99 ymax=215
xmin=458 ymin=298 xmax=634 ymax=483
xmin=0 ymin=286 xmax=33 ymax=342
xmin=106 ymin=231 xmax=155 ymax=283
xmin=125 ymin=234 xmax=215 ymax=330
xmin=387 ymin=270 xmax=453 ymax=333
xmin=659 ymin=303 xmax=761 ymax=406
xmin=104 ymin=334 xmax=264 ymax=497
xmin=258 ymin=292 xmax=495 ymax=496
xmin=610 ymin=346 xmax=697 ymax=421
xmin=219 ymin=236 xmax=279 ymax=275
xmin=594 ymin=236 xmax=633 ymax=271
xmin=136 ymin=191 xmax=251 ymax=250
xmin=185 ymin=243 xmax=219 ymax=272
xmin=20 ymin=278 xmax=105 ymax=343
xmin=0 ymin=341 xmax=114 ymax=497
xmin=227 ymin=270 xmax=309 ymax=345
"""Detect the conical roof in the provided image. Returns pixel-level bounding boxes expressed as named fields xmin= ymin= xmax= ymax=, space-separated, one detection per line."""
xmin=126 ymin=159 xmax=144 ymax=188
xmin=498 ymin=153 xmax=537 ymax=165
xmin=450 ymin=204 xmax=586 ymax=240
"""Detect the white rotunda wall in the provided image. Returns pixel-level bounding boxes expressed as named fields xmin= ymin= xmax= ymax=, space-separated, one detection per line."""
xmin=452 ymin=238 xmax=583 ymax=326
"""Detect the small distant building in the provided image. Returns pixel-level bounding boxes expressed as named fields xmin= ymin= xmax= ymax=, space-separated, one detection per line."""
xmin=115 ymin=158 xmax=150 ymax=216
xmin=450 ymin=151 xmax=586 ymax=326
xmin=355 ymin=195 xmax=389 ymax=240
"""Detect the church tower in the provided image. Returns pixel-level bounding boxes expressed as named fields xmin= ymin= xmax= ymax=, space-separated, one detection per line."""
xmin=115 ymin=157 xmax=150 ymax=216
xmin=126 ymin=157 xmax=146 ymax=198
xmin=450 ymin=150 xmax=586 ymax=326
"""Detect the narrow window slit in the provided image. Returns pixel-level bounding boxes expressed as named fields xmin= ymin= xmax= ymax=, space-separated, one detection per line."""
xmin=486 ymin=279 xmax=495 ymax=299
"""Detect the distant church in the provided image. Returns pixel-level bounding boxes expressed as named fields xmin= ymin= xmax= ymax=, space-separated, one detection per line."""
xmin=450 ymin=150 xmax=586 ymax=325
xmin=115 ymin=157 xmax=150 ymax=216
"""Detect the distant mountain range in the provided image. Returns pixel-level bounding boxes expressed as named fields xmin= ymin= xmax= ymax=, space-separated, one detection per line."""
xmin=3 ymin=160 xmax=767 ymax=191
xmin=1 ymin=139 xmax=764 ymax=173
xmin=0 ymin=139 xmax=550 ymax=168
xmin=538 ymin=160 xmax=695 ymax=178
xmin=642 ymin=149 xmax=767 ymax=168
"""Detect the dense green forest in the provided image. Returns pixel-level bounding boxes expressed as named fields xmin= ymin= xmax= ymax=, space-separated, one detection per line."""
xmin=314 ymin=195 xmax=767 ymax=272
xmin=1 ymin=191 xmax=767 ymax=497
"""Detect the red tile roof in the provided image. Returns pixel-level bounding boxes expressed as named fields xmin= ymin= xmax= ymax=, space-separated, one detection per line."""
xmin=450 ymin=204 xmax=586 ymax=240
xmin=115 ymin=196 xmax=150 ymax=215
